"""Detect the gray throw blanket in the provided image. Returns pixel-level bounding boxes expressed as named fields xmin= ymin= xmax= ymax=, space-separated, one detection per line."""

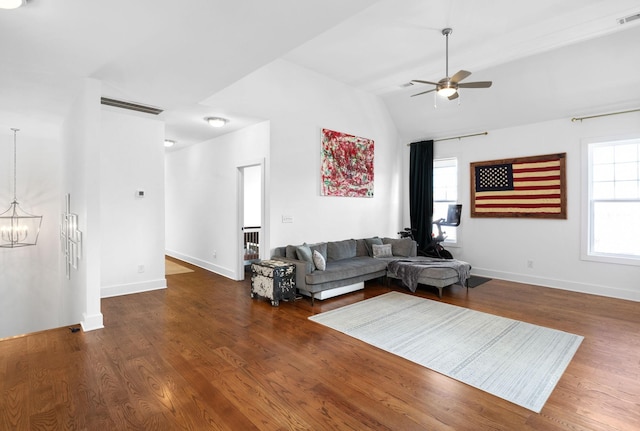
xmin=387 ymin=258 xmax=471 ymax=292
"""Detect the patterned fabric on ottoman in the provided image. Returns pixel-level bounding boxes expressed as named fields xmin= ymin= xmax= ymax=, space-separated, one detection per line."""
xmin=251 ymin=260 xmax=296 ymax=306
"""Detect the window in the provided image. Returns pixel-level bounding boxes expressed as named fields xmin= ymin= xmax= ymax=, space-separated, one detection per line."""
xmin=433 ymin=157 xmax=458 ymax=243
xmin=585 ymin=138 xmax=640 ymax=264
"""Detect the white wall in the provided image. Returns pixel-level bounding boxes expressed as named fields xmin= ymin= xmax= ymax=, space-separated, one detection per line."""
xmin=411 ymin=110 xmax=640 ymax=301
xmin=100 ymin=108 xmax=167 ymax=298
xmin=61 ymin=78 xmax=104 ymax=331
xmin=203 ymin=59 xmax=403 ymax=252
xmin=0 ymin=128 xmax=62 ymax=339
xmin=165 ymin=121 xmax=270 ymax=279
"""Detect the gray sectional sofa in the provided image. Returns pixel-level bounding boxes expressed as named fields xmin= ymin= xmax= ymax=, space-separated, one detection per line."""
xmin=272 ymin=237 xmax=420 ymax=304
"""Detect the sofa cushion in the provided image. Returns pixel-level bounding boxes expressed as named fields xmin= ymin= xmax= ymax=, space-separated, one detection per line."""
xmin=355 ymin=239 xmax=368 ymax=257
xmin=327 ymin=239 xmax=357 ymax=262
xmin=286 ymin=242 xmax=327 ymax=262
xmin=306 ymin=257 xmax=387 ymax=285
xmin=309 ymin=242 xmax=327 ymax=262
xmin=285 ymin=244 xmax=298 ymax=259
xmin=313 ymin=250 xmax=326 ymax=271
xmin=364 ymin=237 xmax=383 ymax=256
xmin=372 ymin=243 xmax=393 ymax=258
xmin=382 ymin=237 xmax=416 ymax=257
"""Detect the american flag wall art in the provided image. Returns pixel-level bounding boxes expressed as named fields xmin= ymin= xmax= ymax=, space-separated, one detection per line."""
xmin=470 ymin=153 xmax=566 ymax=218
xmin=320 ymin=128 xmax=374 ymax=198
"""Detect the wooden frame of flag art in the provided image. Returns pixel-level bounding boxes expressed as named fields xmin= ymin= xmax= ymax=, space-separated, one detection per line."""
xmin=470 ymin=153 xmax=566 ymax=219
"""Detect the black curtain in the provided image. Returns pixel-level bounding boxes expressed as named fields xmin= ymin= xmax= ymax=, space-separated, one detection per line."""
xmin=409 ymin=140 xmax=434 ymax=253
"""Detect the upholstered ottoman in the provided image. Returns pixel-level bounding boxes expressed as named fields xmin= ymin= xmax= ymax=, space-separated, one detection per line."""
xmin=251 ymin=260 xmax=296 ymax=306
xmin=386 ymin=258 xmax=471 ymax=298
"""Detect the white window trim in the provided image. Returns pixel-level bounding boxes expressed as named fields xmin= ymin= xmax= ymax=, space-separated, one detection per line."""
xmin=580 ymin=134 xmax=640 ymax=267
xmin=433 ymin=154 xmax=461 ymax=247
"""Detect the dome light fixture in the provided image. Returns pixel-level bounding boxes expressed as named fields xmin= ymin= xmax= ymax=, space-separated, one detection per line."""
xmin=0 ymin=0 xmax=26 ymax=9
xmin=437 ymin=85 xmax=457 ymax=98
xmin=206 ymin=117 xmax=228 ymax=128
xmin=164 ymin=139 xmax=175 ymax=148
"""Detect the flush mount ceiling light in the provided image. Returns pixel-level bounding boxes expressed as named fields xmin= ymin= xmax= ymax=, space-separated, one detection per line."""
xmin=0 ymin=129 xmax=43 ymax=248
xmin=206 ymin=117 xmax=228 ymax=128
xmin=0 ymin=0 xmax=26 ymax=9
xmin=164 ymin=139 xmax=175 ymax=148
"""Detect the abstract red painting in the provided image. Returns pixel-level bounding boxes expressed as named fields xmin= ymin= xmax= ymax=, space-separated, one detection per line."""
xmin=320 ymin=128 xmax=374 ymax=197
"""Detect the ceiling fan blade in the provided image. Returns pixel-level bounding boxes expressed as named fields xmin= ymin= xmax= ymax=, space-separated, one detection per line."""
xmin=411 ymin=79 xmax=440 ymax=86
xmin=411 ymin=88 xmax=436 ymax=97
xmin=458 ymin=81 xmax=492 ymax=88
xmin=450 ymin=70 xmax=471 ymax=83
xmin=448 ymin=92 xmax=459 ymax=101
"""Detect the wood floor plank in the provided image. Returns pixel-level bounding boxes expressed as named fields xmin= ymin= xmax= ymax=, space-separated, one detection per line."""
xmin=1 ymin=261 xmax=638 ymax=430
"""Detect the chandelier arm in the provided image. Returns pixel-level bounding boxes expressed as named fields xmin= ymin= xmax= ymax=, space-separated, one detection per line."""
xmin=11 ymin=128 xmax=18 ymax=202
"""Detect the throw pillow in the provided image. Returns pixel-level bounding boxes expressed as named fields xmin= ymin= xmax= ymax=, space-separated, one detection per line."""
xmin=364 ymin=237 xmax=383 ymax=257
xmin=309 ymin=242 xmax=328 ymax=261
xmin=313 ymin=249 xmax=326 ymax=271
xmin=372 ymin=243 xmax=393 ymax=258
xmin=296 ymin=243 xmax=313 ymax=264
xmin=382 ymin=237 xmax=416 ymax=257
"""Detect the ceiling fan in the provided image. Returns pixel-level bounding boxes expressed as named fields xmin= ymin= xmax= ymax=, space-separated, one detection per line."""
xmin=411 ymin=28 xmax=492 ymax=100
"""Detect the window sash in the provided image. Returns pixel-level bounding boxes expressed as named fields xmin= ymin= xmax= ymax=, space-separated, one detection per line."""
xmin=586 ymin=139 xmax=640 ymax=262
xmin=433 ymin=158 xmax=458 ymax=243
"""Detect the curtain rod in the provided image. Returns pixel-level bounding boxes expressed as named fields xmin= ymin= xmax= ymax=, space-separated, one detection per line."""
xmin=571 ymin=107 xmax=640 ymax=122
xmin=407 ymin=131 xmax=488 ymax=146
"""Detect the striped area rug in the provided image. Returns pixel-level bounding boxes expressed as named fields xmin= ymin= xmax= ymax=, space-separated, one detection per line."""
xmin=309 ymin=291 xmax=583 ymax=412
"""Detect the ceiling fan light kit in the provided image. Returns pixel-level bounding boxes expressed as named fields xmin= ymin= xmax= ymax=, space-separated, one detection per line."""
xmin=411 ymin=28 xmax=492 ymax=102
xmin=0 ymin=0 xmax=26 ymax=9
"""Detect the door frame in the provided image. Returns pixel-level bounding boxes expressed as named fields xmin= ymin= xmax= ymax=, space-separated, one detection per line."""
xmin=236 ymin=159 xmax=266 ymax=281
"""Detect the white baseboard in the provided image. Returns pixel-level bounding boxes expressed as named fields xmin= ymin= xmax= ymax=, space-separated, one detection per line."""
xmin=165 ymin=250 xmax=236 ymax=279
xmin=471 ymin=268 xmax=640 ymax=302
xmin=299 ymin=282 xmax=365 ymax=300
xmin=101 ymin=278 xmax=167 ymax=298
xmin=81 ymin=312 xmax=104 ymax=332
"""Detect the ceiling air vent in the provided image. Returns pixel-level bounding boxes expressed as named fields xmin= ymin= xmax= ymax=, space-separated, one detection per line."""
xmin=100 ymin=97 xmax=164 ymax=115
xmin=617 ymin=13 xmax=640 ymax=25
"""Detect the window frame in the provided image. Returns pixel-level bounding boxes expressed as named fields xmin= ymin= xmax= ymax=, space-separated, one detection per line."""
xmin=432 ymin=156 xmax=460 ymax=245
xmin=581 ymin=135 xmax=640 ymax=267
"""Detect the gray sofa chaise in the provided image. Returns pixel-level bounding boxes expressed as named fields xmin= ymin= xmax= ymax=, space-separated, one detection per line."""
xmin=272 ymin=237 xmax=468 ymax=303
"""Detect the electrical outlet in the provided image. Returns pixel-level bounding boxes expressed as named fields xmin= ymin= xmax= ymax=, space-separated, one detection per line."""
xmin=138 ymin=264 xmax=145 ymax=273
xmin=213 ymin=250 xmax=217 ymax=258
xmin=527 ymin=260 xmax=533 ymax=269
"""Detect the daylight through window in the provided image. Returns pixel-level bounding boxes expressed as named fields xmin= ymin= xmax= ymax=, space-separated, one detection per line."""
xmin=433 ymin=158 xmax=458 ymax=243
xmin=587 ymin=138 xmax=640 ymax=262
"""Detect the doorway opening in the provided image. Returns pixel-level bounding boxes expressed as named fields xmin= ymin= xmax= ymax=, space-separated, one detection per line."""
xmin=238 ymin=163 xmax=263 ymax=280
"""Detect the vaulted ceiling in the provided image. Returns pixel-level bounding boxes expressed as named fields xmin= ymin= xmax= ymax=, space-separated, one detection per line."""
xmin=1 ymin=0 xmax=639 ymax=145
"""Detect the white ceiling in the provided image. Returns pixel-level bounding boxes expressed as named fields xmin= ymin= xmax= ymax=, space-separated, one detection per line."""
xmin=1 ymin=0 xmax=639 ymax=146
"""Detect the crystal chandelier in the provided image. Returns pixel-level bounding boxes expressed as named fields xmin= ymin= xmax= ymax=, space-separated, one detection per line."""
xmin=0 ymin=128 xmax=43 ymax=248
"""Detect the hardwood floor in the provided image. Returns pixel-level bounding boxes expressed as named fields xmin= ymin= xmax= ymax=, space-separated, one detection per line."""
xmin=1 ymin=260 xmax=639 ymax=430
